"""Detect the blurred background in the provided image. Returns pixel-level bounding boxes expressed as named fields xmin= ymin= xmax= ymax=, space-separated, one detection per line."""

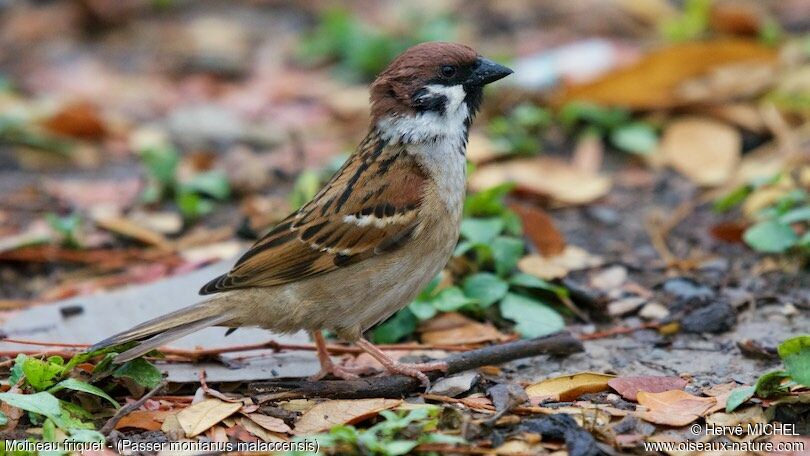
xmin=0 ymin=0 xmax=808 ymax=342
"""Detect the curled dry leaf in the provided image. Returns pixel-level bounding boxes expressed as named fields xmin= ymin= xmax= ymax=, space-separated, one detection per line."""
xmin=293 ymin=399 xmax=402 ymax=435
xmin=469 ymin=157 xmax=611 ymax=206
xmin=518 ymin=246 xmax=603 ymax=280
xmin=40 ymin=101 xmax=107 ymax=140
xmin=635 ymin=390 xmax=716 ymax=426
xmin=660 ymin=117 xmax=741 ymax=186
xmin=244 ymin=413 xmax=292 ymax=434
xmin=175 ymin=398 xmax=243 ymax=438
xmin=557 ymin=39 xmax=777 ymax=109
xmin=239 ymin=417 xmax=289 ymax=443
xmin=509 ymin=203 xmax=566 ymax=256
xmin=419 ymin=312 xmax=510 ymax=345
xmin=607 ymin=376 xmax=688 ymax=401
xmin=93 ymin=215 xmax=173 ymax=251
xmin=525 ymin=372 xmax=615 ymax=402
xmin=115 ymin=410 xmax=175 ymax=431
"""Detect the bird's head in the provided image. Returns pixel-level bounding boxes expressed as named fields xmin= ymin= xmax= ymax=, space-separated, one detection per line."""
xmin=370 ymin=42 xmax=512 ymax=143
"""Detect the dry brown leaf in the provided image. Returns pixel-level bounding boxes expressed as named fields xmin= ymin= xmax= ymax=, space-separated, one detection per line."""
xmin=525 ymin=372 xmax=615 ymax=402
xmin=469 ymin=157 xmax=611 ymax=206
xmin=660 ymin=117 xmax=741 ymax=186
xmin=293 ymin=399 xmax=401 ymax=435
xmin=635 ymin=390 xmax=717 ymax=426
xmin=115 ymin=410 xmax=174 ymax=431
xmin=557 ymin=40 xmax=777 ymax=109
xmin=607 ymin=376 xmax=688 ymax=401
xmin=175 ymin=398 xmax=243 ymax=438
xmin=518 ymin=246 xmax=603 ymax=280
xmin=244 ymin=413 xmax=292 ymax=434
xmin=509 ymin=203 xmax=566 ymax=256
xmin=419 ymin=312 xmax=509 ymax=345
xmin=40 ymin=101 xmax=107 ymax=140
xmin=93 ymin=215 xmax=173 ymax=251
xmin=239 ymin=417 xmax=289 ymax=443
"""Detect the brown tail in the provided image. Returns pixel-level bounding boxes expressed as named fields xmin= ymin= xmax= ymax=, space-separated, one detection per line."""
xmin=88 ymin=300 xmax=231 ymax=363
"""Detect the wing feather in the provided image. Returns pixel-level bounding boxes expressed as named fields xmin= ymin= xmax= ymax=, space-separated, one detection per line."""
xmin=200 ymin=132 xmax=427 ymax=295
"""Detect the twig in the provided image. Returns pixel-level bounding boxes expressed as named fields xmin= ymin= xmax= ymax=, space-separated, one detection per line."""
xmin=248 ymin=332 xmax=583 ymax=400
xmin=577 ymin=322 xmax=660 ymax=340
xmin=99 ymin=380 xmax=168 ymax=435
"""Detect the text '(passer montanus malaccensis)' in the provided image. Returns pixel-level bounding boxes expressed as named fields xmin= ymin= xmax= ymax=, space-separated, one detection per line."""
xmin=90 ymin=42 xmax=513 ymax=386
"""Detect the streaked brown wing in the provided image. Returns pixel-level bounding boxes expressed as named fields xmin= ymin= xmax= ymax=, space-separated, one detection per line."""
xmin=200 ymin=133 xmax=427 ymax=295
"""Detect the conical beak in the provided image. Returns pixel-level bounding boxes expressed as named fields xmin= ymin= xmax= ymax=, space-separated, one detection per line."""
xmin=466 ymin=57 xmax=513 ymax=87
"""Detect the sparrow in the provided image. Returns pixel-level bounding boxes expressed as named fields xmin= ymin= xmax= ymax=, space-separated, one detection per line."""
xmin=90 ymin=42 xmax=513 ymax=386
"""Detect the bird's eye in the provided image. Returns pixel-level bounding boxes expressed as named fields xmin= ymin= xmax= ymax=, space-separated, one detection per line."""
xmin=440 ymin=65 xmax=457 ymax=78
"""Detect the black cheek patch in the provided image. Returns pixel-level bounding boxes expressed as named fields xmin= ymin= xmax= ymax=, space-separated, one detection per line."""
xmin=412 ymin=88 xmax=447 ymax=115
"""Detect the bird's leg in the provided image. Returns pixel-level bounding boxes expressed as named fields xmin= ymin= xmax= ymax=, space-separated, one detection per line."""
xmin=355 ymin=338 xmax=448 ymax=388
xmin=308 ymin=331 xmax=362 ymax=381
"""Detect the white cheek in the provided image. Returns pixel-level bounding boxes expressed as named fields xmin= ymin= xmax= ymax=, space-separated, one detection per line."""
xmin=424 ymin=84 xmax=466 ymax=114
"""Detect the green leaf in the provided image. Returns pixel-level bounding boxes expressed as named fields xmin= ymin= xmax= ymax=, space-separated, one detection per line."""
xmin=42 ymin=418 xmax=56 ymax=442
xmin=491 ymin=236 xmax=524 ymax=276
xmin=182 ymin=170 xmax=230 ymax=200
xmin=0 ymin=392 xmax=62 ymax=419
xmin=779 ymin=206 xmax=810 ymax=224
xmin=453 ymin=240 xmax=475 ymax=257
xmin=290 ymin=170 xmax=323 ymax=209
xmin=610 ymin=122 xmax=657 ymax=155
xmin=49 ymin=378 xmax=119 ymax=408
xmin=423 ymin=433 xmax=467 ymax=444
xmin=500 ymin=293 xmax=565 ymax=338
xmin=0 ymin=410 xmax=7 ymax=426
xmin=113 ymin=358 xmax=163 ymax=389
xmin=21 ymin=356 xmax=65 ymax=391
xmin=777 ymin=336 xmax=810 ymax=387
xmin=726 ymin=385 xmax=755 ymax=412
xmin=460 ymin=218 xmax=504 ymax=244
xmin=371 ymin=308 xmax=418 ymax=344
xmin=8 ymin=353 xmax=26 ymax=385
xmin=140 ymin=146 xmax=179 ymax=186
xmin=714 ymin=185 xmax=751 ymax=212
xmin=464 ymin=184 xmax=514 ymax=217
xmin=462 ymin=273 xmax=508 ymax=308
xmin=432 ymin=287 xmax=477 ymax=312
xmin=65 ymin=429 xmax=105 ymax=443
xmin=743 ymin=220 xmax=799 ymax=253
xmin=754 ymin=370 xmax=790 ymax=398
xmin=509 ymin=273 xmax=556 ymax=291
xmin=408 ymin=299 xmax=437 ymax=321
xmin=176 ymin=191 xmax=214 ymax=220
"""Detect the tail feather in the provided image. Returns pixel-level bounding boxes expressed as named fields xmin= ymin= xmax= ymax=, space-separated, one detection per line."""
xmin=88 ymin=301 xmax=231 ymax=363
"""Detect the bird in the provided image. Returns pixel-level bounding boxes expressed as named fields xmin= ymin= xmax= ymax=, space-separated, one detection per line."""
xmin=89 ymin=42 xmax=513 ymax=386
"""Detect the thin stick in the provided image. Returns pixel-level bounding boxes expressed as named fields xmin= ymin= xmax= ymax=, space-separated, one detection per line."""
xmin=577 ymin=322 xmax=660 ymax=340
xmin=249 ymin=332 xmax=583 ymax=400
xmin=99 ymin=380 xmax=168 ymax=435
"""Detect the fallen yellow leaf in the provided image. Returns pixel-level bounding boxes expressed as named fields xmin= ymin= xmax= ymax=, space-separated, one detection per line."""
xmin=469 ymin=157 xmax=611 ymax=206
xmin=518 ymin=246 xmax=603 ymax=280
xmin=175 ymin=398 xmax=243 ymax=438
xmin=293 ymin=399 xmax=402 ymax=435
xmin=557 ymin=39 xmax=777 ymax=109
xmin=525 ymin=372 xmax=615 ymax=402
xmin=660 ymin=117 xmax=741 ymax=186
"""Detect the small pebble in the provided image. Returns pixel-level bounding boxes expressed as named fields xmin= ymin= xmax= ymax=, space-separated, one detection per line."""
xmin=639 ymin=301 xmax=669 ymax=320
xmin=607 ymin=297 xmax=646 ymax=316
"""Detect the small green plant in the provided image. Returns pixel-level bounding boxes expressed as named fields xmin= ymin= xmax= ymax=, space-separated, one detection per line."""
xmin=0 ymin=348 xmax=162 ymax=438
xmin=139 ymin=145 xmax=231 ymax=221
xmin=297 ymin=8 xmax=455 ymax=82
xmin=372 ymin=184 xmax=567 ymax=342
xmin=45 ymin=213 xmax=83 ymax=248
xmin=716 ymin=174 xmax=810 ymax=254
xmin=726 ymin=335 xmax=810 ymax=412
xmin=559 ymin=102 xmax=658 ymax=155
xmin=487 ymin=103 xmax=552 ymax=156
xmin=290 ymin=406 xmax=464 ymax=456
xmin=660 ymin=0 xmax=711 ymax=42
